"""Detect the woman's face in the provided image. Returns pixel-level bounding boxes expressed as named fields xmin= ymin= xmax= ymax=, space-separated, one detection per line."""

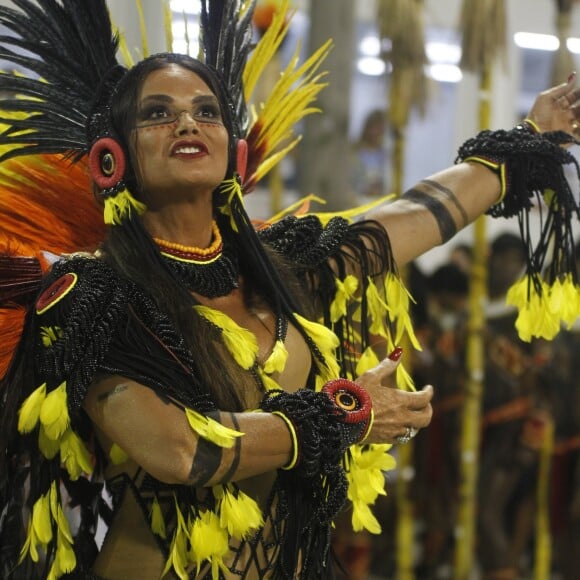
xmin=131 ymin=63 xmax=229 ymax=204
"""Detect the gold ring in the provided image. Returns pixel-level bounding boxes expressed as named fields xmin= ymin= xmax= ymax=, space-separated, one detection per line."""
xmin=572 ymin=121 xmax=579 ymax=132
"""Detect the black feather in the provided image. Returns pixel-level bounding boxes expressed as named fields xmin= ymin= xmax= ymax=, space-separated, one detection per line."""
xmin=0 ymin=0 xmax=119 ymax=159
xmin=200 ymin=0 xmax=256 ymax=136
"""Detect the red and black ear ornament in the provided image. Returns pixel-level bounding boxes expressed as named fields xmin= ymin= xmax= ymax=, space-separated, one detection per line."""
xmin=88 ymin=137 xmax=146 ymax=225
xmin=236 ymin=138 xmax=248 ymax=185
xmin=88 ymin=137 xmax=127 ymax=197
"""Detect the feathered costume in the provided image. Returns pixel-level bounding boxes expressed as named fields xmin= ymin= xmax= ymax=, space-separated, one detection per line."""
xmin=0 ymin=2 xmax=407 ymax=578
xmin=1 ymin=1 xmax=578 ymax=579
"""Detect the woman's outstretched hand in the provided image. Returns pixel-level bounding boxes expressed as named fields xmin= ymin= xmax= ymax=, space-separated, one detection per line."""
xmin=355 ymin=352 xmax=434 ymax=445
xmin=526 ymin=73 xmax=580 ymax=136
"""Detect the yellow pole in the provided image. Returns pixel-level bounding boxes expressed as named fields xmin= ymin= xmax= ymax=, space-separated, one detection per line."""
xmin=535 ymin=417 xmax=554 ymax=579
xmin=395 ymin=435 xmax=415 ymax=579
xmin=392 ymin=116 xmax=415 ymax=580
xmin=453 ymin=63 xmax=490 ymax=579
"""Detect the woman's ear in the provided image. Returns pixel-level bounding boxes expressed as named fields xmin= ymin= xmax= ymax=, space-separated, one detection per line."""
xmin=236 ymin=138 xmax=248 ymax=182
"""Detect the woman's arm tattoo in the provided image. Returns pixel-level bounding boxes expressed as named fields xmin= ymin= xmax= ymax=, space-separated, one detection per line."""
xmin=422 ymin=179 xmax=469 ymax=226
xmin=402 ymin=180 xmax=464 ymax=243
xmin=187 ymin=412 xmax=241 ymax=486
xmin=188 ymin=437 xmax=223 ymax=486
xmin=97 ymin=383 xmax=129 ymax=401
xmin=217 ymin=414 xmax=242 ymax=484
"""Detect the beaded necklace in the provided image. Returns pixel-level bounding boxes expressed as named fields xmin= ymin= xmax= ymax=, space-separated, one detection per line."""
xmin=154 ymin=220 xmax=239 ymax=297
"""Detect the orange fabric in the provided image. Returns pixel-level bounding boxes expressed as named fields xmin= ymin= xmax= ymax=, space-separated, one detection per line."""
xmin=0 ymin=154 xmax=104 ymax=254
xmin=0 ymin=153 xmax=105 ymax=378
xmin=0 ymin=305 xmax=26 ymax=378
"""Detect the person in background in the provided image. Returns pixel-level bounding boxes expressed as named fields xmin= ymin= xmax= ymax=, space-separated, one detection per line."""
xmin=351 ymin=109 xmax=391 ymax=199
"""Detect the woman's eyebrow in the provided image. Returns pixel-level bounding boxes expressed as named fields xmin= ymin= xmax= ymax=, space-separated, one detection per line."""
xmin=139 ymin=94 xmax=219 ymax=106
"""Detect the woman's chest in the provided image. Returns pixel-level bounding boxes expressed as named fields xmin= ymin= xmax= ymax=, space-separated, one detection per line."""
xmin=194 ymin=287 xmax=312 ymax=396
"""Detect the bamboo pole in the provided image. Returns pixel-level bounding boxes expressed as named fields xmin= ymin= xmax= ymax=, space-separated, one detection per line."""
xmin=377 ymin=1 xmax=428 ymax=576
xmin=395 ymin=434 xmax=415 ymax=579
xmin=454 ymin=1 xmax=506 ymax=576
xmin=534 ymin=416 xmax=555 ymax=580
xmin=453 ymin=68 xmax=490 ymax=580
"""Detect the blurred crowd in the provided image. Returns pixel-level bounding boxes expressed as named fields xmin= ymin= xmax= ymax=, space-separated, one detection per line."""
xmin=333 ymin=234 xmax=580 ymax=580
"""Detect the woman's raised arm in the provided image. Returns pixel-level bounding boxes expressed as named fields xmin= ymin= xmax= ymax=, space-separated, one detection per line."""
xmin=366 ymin=77 xmax=580 ymax=268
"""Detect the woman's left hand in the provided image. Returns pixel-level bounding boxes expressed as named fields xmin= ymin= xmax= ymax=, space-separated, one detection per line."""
xmin=526 ymin=72 xmax=580 ymax=137
xmin=355 ymin=356 xmax=434 ymax=445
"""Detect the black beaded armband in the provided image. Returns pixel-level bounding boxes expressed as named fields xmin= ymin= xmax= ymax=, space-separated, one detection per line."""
xmin=456 ymin=124 xmax=578 ymax=219
xmin=261 ymin=381 xmax=372 ymax=478
xmin=261 ymin=382 xmax=372 ymax=527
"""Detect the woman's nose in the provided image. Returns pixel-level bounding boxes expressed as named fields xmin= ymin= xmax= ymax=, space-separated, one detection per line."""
xmin=174 ymin=110 xmax=199 ymax=134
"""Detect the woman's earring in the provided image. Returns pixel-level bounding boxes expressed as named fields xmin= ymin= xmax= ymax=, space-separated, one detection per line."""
xmin=236 ymin=139 xmax=248 ymax=183
xmin=88 ymin=137 xmax=146 ymax=225
xmin=88 ymin=137 xmax=127 ymax=192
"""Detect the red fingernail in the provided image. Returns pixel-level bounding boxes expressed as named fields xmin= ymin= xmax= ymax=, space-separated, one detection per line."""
xmin=568 ymin=71 xmax=576 ymax=83
xmin=388 ymin=347 xmax=403 ymax=361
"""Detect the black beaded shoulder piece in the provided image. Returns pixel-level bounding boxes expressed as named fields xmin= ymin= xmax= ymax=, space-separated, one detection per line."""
xmin=32 ymin=255 xmax=131 ymax=414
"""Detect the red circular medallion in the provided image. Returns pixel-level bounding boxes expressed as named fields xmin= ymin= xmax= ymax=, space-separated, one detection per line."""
xmin=36 ymin=273 xmax=78 ymax=315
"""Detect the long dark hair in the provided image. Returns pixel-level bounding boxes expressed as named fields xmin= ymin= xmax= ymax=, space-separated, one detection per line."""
xmin=101 ymin=54 xmax=311 ymax=410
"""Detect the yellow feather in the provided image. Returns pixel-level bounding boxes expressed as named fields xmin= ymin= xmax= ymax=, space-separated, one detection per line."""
xmin=254 ymin=136 xmax=302 ymax=182
xmin=243 ymin=0 xmax=292 ymax=99
xmin=103 ymin=188 xmax=147 ymax=226
xmin=39 ymin=382 xmax=69 ymax=441
xmin=40 ymin=326 xmax=63 ymax=347
xmin=245 ymin=19 xmax=332 ymax=183
xmin=55 ymin=504 xmax=73 ymax=544
xmin=38 ymin=424 xmax=60 ymax=459
xmin=263 ymin=194 xmax=326 ymax=225
xmin=135 ymin=0 xmax=149 ymax=57
xmin=396 ymin=362 xmax=416 ymax=391
xmin=32 ymin=492 xmax=53 ymax=545
xmin=351 ymin=500 xmax=382 ymax=534
xmin=162 ymin=0 xmax=173 ymax=51
xmin=60 ymin=428 xmax=93 ymax=480
xmin=162 ymin=500 xmax=189 ymax=580
xmin=216 ymin=177 xmax=244 ymax=233
xmin=215 ymin=485 xmax=263 ymax=540
xmin=355 ymin=346 xmax=380 ymax=376
xmin=185 ymin=408 xmax=244 ymax=448
xmin=307 ymin=193 xmax=396 ymax=226
xmin=293 ymin=313 xmax=339 ymax=352
xmin=54 ymin=528 xmax=76 ymax=574
xmin=262 ymin=339 xmax=288 ymax=374
xmin=17 ymin=383 xmax=46 ymax=434
xmin=293 ymin=313 xmax=340 ymax=379
xmin=109 ymin=443 xmax=129 ymax=465
xmin=19 ymin=520 xmax=38 ymax=564
xmin=189 ymin=510 xmax=229 ymax=575
xmin=258 ymin=368 xmax=282 ymax=391
xmin=330 ymin=275 xmax=359 ymax=323
xmin=49 ymin=481 xmax=59 ymax=520
xmin=346 ymin=444 xmax=396 ymax=534
xmin=194 ymin=305 xmax=258 ymax=369
xmin=365 ymin=278 xmax=389 ymax=338
xmin=150 ymin=496 xmax=167 ymax=539
xmin=117 ymin=31 xmax=134 ymax=67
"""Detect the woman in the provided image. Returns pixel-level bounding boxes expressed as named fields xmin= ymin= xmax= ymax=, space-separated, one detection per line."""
xmin=83 ymin=53 xmax=436 ymax=578
xmin=0 ymin=1 xmax=579 ymax=579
